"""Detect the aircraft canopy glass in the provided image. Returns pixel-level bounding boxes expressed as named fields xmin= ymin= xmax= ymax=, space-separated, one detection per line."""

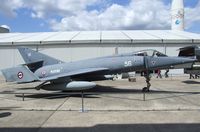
xmin=133 ymin=49 xmax=167 ymax=57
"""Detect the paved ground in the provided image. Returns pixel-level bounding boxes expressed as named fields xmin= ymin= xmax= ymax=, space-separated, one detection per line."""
xmin=0 ymin=75 xmax=200 ymax=132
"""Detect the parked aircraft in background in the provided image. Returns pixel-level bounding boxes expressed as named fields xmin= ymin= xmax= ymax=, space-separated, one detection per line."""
xmin=178 ymin=46 xmax=200 ymax=76
xmin=1 ymin=47 xmax=197 ymax=92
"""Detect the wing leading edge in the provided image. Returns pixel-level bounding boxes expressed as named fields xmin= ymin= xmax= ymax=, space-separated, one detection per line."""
xmin=40 ymin=68 xmax=110 ymax=81
xmin=1 ymin=65 xmax=109 ymax=83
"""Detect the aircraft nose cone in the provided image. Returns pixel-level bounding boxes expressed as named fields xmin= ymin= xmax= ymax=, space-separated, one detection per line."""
xmin=147 ymin=56 xmax=196 ymax=70
xmin=180 ymin=57 xmax=196 ymax=63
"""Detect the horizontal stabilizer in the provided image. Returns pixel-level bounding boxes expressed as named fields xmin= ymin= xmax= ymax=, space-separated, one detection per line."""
xmin=1 ymin=65 xmax=39 ymax=83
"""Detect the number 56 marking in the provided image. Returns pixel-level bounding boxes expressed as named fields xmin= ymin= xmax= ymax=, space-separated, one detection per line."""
xmin=124 ymin=61 xmax=132 ymax=67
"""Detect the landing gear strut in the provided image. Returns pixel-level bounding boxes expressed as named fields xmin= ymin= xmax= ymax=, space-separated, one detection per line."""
xmin=142 ymin=71 xmax=151 ymax=92
xmin=35 ymin=81 xmax=48 ymax=90
xmin=142 ymin=55 xmax=151 ymax=92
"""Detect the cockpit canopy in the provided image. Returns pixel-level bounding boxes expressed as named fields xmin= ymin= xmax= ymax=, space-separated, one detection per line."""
xmin=133 ymin=49 xmax=167 ymax=57
xmin=117 ymin=49 xmax=167 ymax=57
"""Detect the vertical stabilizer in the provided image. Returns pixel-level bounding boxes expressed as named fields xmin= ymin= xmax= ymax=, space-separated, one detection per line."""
xmin=18 ymin=47 xmax=63 ymax=66
xmin=171 ymin=0 xmax=184 ymax=31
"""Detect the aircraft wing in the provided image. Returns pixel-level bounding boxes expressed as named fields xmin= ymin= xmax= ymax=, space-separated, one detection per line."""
xmin=40 ymin=67 xmax=110 ymax=81
xmin=1 ymin=65 xmax=39 ymax=83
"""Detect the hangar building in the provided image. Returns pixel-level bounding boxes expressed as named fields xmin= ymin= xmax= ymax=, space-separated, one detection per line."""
xmin=0 ymin=0 xmax=199 ymax=75
xmin=0 ymin=26 xmax=9 ymax=33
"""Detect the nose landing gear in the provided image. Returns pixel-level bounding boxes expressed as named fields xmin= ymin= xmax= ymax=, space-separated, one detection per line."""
xmin=143 ymin=56 xmax=151 ymax=92
xmin=142 ymin=74 xmax=151 ymax=92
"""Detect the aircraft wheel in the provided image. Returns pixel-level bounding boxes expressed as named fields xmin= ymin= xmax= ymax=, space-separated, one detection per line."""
xmin=142 ymin=87 xmax=150 ymax=92
xmin=35 ymin=87 xmax=40 ymax=90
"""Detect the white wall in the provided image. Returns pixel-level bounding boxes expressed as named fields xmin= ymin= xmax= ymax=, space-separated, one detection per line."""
xmin=0 ymin=43 xmax=199 ymax=75
xmin=0 ymin=48 xmax=24 ymax=69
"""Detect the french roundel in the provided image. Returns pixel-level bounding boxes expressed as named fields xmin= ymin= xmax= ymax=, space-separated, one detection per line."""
xmin=17 ymin=72 xmax=23 ymax=79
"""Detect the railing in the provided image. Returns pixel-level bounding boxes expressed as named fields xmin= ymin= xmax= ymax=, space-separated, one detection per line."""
xmin=0 ymin=91 xmax=148 ymax=112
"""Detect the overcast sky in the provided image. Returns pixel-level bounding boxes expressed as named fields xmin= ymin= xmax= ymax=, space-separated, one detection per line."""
xmin=0 ymin=0 xmax=200 ymax=33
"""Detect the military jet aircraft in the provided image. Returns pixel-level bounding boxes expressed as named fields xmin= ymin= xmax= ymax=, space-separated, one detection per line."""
xmin=1 ymin=47 xmax=197 ymax=92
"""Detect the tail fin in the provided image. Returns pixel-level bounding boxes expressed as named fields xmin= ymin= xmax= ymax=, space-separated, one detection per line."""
xmin=18 ymin=47 xmax=63 ymax=66
xmin=178 ymin=46 xmax=200 ymax=61
xmin=1 ymin=65 xmax=39 ymax=83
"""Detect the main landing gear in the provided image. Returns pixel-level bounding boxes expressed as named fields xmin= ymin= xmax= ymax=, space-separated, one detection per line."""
xmin=142 ymin=71 xmax=151 ymax=92
xmin=35 ymin=81 xmax=47 ymax=90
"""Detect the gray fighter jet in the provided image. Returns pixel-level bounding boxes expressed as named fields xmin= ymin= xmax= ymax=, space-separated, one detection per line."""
xmin=1 ymin=47 xmax=197 ymax=92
